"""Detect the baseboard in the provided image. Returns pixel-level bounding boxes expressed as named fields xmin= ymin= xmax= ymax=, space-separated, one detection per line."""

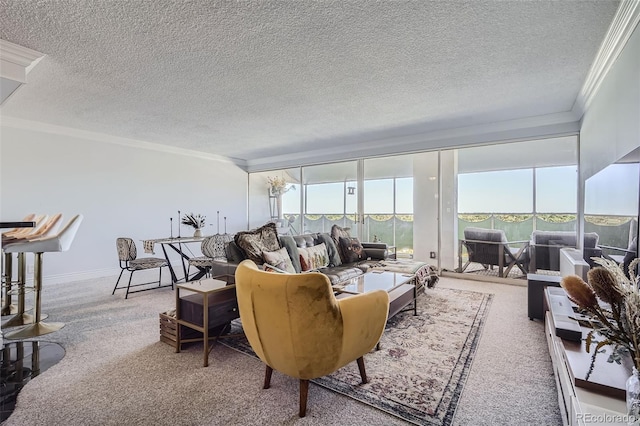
xmin=441 ymin=270 xmax=527 ymax=287
xmin=33 ymin=267 xmax=121 ymax=286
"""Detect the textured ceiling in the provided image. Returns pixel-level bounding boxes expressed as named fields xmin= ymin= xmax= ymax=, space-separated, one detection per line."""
xmin=0 ymin=0 xmax=620 ymax=166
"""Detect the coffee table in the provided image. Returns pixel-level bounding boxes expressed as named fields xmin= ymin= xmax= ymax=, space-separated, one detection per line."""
xmin=333 ymin=270 xmax=418 ymax=318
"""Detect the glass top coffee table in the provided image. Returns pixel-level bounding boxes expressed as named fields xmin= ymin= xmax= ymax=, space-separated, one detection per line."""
xmin=333 ymin=270 xmax=418 ymax=318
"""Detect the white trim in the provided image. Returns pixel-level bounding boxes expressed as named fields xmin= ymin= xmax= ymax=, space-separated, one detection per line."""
xmin=246 ymin=111 xmax=580 ymax=172
xmin=0 ymin=39 xmax=45 ymax=81
xmin=0 ymin=117 xmax=248 ymax=168
xmin=573 ymin=0 xmax=640 ymax=117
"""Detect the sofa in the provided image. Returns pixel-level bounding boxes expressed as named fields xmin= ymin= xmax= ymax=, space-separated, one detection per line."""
xmin=215 ymin=224 xmax=387 ymax=285
xmin=529 ymin=230 xmax=602 ymax=273
xmin=211 ymin=222 xmax=438 ymax=289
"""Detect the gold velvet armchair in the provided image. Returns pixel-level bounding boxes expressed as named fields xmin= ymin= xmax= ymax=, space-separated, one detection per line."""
xmin=235 ymin=260 xmax=389 ymax=417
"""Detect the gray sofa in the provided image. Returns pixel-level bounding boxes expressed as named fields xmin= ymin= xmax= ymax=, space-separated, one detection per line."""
xmin=213 ymin=232 xmax=388 ymax=285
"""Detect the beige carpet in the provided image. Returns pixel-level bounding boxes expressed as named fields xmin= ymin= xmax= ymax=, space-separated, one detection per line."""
xmin=1 ymin=275 xmax=561 ymax=425
xmin=221 ymin=288 xmax=491 ymax=425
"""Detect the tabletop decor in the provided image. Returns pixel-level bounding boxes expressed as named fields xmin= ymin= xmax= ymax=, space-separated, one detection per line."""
xmin=267 ymin=176 xmax=290 ymax=196
xmin=181 ymin=213 xmax=206 ymax=237
xmin=267 ymin=176 xmax=295 ymax=220
xmin=560 ymin=257 xmax=640 ymax=420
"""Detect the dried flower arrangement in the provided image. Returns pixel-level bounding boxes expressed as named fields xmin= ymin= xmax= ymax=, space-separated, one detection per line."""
xmin=181 ymin=213 xmax=205 ymax=230
xmin=267 ymin=176 xmax=294 ymax=195
xmin=561 ymin=258 xmax=640 ymax=378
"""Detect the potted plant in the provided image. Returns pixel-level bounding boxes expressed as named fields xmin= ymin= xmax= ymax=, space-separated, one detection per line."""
xmin=181 ymin=213 xmax=206 ymax=237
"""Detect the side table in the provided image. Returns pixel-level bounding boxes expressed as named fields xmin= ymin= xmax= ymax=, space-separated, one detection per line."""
xmin=527 ymin=273 xmax=562 ymax=320
xmin=175 ymin=278 xmax=239 ymax=367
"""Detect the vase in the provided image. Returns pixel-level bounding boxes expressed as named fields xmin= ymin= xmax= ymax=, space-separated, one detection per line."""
xmin=276 ymin=194 xmax=283 ymax=220
xmin=193 ymin=229 xmax=202 ymax=238
xmin=627 ymin=367 xmax=640 ymax=425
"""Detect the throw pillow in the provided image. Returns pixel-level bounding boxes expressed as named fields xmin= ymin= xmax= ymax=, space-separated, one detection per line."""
xmin=300 ymin=243 xmax=329 ymax=270
xmin=298 ymin=246 xmax=311 ymax=271
xmin=263 ymin=263 xmax=288 ymax=273
xmin=262 ymin=247 xmax=296 ymax=274
xmin=338 ymin=236 xmax=366 ymax=263
xmin=330 ymin=224 xmax=351 ymax=263
xmin=234 ymin=222 xmax=280 ymax=264
xmin=317 ymin=233 xmax=342 ymax=267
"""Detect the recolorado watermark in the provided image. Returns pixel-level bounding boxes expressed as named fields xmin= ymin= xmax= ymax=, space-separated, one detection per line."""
xmin=577 ymin=412 xmax=639 ymax=424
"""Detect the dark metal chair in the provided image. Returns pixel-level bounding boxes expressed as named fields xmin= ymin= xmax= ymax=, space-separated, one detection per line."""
xmin=458 ymin=227 xmax=529 ymax=278
xmin=113 ymin=237 xmax=170 ymax=299
xmin=529 ymin=231 xmax=602 ymax=273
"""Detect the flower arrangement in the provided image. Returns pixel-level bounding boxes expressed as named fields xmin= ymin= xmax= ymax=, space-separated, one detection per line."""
xmin=181 ymin=213 xmax=205 ymax=230
xmin=561 ymin=257 xmax=640 ymax=377
xmin=267 ymin=176 xmax=294 ymax=196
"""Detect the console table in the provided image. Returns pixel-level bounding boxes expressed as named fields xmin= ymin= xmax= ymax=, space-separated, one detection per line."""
xmin=544 ymin=287 xmax=628 ymax=425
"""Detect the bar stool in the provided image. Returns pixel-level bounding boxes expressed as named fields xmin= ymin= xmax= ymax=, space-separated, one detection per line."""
xmin=2 ymin=214 xmax=39 ymax=316
xmin=2 ymin=215 xmax=62 ymax=327
xmin=3 ymin=214 xmax=83 ymax=339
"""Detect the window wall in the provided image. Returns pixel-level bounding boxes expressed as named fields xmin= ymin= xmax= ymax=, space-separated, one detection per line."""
xmin=452 ymin=136 xmax=579 ymax=273
xmin=300 ymin=161 xmax=359 ymax=236
xmin=249 ymin=136 xmax=587 ymax=271
xmin=363 ymin=155 xmax=414 ymax=256
xmin=584 ymin=152 xmax=639 ymax=251
xmin=251 ymin=155 xmax=417 ymax=256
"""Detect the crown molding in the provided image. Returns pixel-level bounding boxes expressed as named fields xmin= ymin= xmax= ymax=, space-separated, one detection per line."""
xmin=0 ymin=116 xmax=248 ymax=168
xmin=0 ymin=39 xmax=45 ymax=82
xmin=245 ymin=111 xmax=580 ymax=172
xmin=573 ymin=0 xmax=640 ymax=118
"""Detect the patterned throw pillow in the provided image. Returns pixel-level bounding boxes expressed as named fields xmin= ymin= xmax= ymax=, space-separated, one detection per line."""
xmin=262 ymin=247 xmax=295 ymax=273
xmin=234 ymin=222 xmax=280 ymax=264
xmin=338 ymin=236 xmax=366 ymax=263
xmin=298 ymin=247 xmax=311 ymax=271
xmin=299 ymin=243 xmax=329 ymax=271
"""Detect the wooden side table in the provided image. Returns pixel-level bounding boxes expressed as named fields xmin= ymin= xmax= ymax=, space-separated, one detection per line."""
xmin=175 ymin=278 xmax=239 ymax=367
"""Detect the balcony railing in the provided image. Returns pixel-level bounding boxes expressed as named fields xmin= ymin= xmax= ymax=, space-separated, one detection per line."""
xmin=459 ymin=213 xmax=637 ymax=250
xmin=283 ymin=213 xmax=414 ymax=256
xmin=281 ymin=213 xmax=636 ymax=261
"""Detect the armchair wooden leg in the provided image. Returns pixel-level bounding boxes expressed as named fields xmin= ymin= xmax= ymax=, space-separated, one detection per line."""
xmin=263 ymin=365 xmax=273 ymax=389
xmin=357 ymin=356 xmax=368 ymax=384
xmin=299 ymin=379 xmax=309 ymax=417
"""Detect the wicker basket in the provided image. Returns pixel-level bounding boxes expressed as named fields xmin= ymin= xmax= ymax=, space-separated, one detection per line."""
xmin=159 ymin=311 xmax=204 ymax=349
xmin=159 ymin=312 xmax=179 ymax=348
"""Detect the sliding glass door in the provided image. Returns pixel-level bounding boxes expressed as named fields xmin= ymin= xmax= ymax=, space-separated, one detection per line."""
xmin=301 ymin=161 xmax=358 ymax=236
xmin=363 ymin=155 xmax=415 ymax=257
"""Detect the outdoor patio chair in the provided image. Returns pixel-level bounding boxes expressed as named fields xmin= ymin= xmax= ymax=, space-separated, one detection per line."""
xmin=458 ymin=227 xmax=529 ymax=278
xmin=529 ymin=231 xmax=602 ymax=273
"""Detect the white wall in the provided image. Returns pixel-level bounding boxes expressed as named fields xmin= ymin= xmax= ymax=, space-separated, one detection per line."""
xmin=247 ymin=171 xmax=273 ymax=229
xmin=580 ymin=24 xmax=640 ymax=180
xmin=0 ymin=125 xmax=248 ymax=284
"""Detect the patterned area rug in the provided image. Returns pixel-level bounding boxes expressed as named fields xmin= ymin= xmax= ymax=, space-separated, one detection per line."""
xmin=221 ymin=287 xmax=492 ymax=425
